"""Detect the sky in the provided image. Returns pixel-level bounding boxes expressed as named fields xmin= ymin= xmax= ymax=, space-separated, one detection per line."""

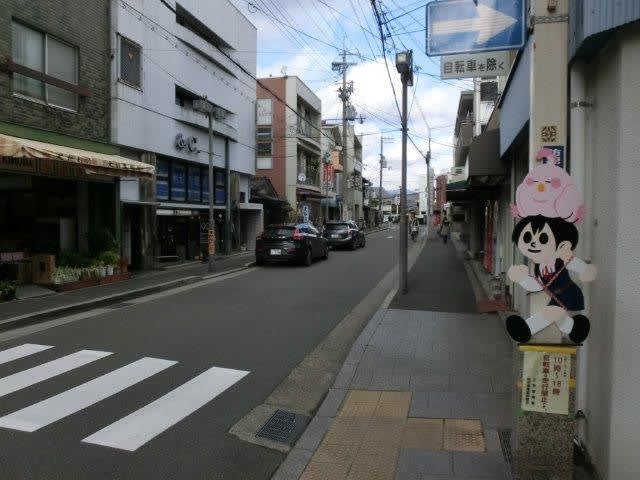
xmin=229 ymin=0 xmax=474 ymax=191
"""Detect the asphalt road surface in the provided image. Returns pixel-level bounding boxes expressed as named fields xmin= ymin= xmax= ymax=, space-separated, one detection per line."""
xmin=0 ymin=227 xmax=400 ymax=480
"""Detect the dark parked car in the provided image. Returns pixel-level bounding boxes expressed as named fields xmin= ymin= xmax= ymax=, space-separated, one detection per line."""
xmin=323 ymin=221 xmax=366 ymax=250
xmin=255 ymin=223 xmax=328 ymax=266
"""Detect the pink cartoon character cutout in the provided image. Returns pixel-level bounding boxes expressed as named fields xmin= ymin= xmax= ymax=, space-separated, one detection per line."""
xmin=506 ymin=149 xmax=596 ymax=344
xmin=510 ymin=148 xmax=586 ymax=223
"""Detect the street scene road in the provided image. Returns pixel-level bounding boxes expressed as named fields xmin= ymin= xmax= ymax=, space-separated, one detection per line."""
xmin=1 ymin=0 xmax=637 ymax=478
xmin=0 ymin=228 xmax=402 ymax=480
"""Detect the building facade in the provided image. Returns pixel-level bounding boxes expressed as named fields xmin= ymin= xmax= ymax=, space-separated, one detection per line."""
xmin=452 ymin=1 xmax=640 ymax=477
xmin=256 ymin=76 xmax=323 ymax=225
xmin=111 ymin=0 xmax=261 ymax=266
xmin=0 ymin=0 xmax=153 ymax=280
xmin=320 ymin=123 xmax=342 ymax=222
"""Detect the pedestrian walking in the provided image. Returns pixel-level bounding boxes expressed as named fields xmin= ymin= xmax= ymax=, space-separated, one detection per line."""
xmin=439 ymin=217 xmax=450 ymax=244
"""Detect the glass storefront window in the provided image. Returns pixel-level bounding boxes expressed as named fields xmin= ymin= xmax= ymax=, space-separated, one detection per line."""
xmin=201 ymin=169 xmax=209 ymax=203
xmin=156 ymin=159 xmax=169 ymax=200
xmin=214 ymin=171 xmax=226 ymax=205
xmin=170 ymin=164 xmax=186 ymax=201
xmin=187 ymin=166 xmax=201 ymax=202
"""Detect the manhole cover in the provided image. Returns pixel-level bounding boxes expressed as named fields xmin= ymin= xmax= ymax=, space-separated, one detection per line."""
xmin=256 ymin=409 xmax=310 ymax=446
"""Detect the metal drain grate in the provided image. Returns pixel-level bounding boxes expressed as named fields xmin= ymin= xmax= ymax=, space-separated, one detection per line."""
xmin=256 ymin=409 xmax=310 ymax=446
xmin=498 ymin=428 xmax=513 ymax=465
xmin=498 ymin=428 xmax=514 ymax=479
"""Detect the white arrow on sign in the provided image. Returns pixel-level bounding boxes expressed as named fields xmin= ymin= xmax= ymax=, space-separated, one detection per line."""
xmin=433 ymin=4 xmax=517 ymax=44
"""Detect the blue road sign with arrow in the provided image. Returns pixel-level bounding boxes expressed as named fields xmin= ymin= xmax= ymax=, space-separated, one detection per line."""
xmin=426 ymin=0 xmax=525 ymax=56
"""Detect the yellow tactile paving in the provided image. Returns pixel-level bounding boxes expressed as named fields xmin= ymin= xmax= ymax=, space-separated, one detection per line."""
xmin=322 ymin=418 xmax=369 ymax=445
xmin=346 ymin=462 xmax=397 ymax=480
xmin=313 ymin=442 xmax=361 ymax=464
xmin=443 ymin=418 xmax=485 ymax=452
xmin=378 ymin=391 xmax=412 ymax=408
xmin=345 ymin=390 xmax=382 ymax=404
xmin=401 ymin=418 xmax=444 ymax=450
xmin=300 ymin=461 xmax=350 ymax=480
xmin=309 ymin=390 xmax=414 ymax=480
xmin=352 ymin=442 xmax=400 ymax=467
xmin=338 ymin=402 xmax=378 ymax=419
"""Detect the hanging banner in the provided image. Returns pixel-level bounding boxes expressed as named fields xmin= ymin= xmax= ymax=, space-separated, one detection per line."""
xmin=521 ymin=351 xmax=571 ymax=415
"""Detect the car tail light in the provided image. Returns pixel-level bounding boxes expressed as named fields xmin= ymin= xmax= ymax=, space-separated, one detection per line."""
xmin=292 ymin=228 xmax=304 ymax=241
xmin=256 ymin=232 xmax=264 ymax=241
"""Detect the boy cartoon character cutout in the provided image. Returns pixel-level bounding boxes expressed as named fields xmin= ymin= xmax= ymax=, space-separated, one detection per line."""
xmin=506 ymin=149 xmax=597 ymax=344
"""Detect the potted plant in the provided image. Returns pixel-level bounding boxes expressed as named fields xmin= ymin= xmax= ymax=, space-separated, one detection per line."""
xmin=0 ymin=280 xmax=17 ymax=301
xmin=98 ymin=251 xmax=120 ymax=276
xmin=51 ymin=268 xmax=64 ymax=285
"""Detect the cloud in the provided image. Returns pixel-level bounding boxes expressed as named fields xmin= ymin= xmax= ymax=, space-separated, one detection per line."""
xmin=231 ymin=0 xmax=466 ymax=189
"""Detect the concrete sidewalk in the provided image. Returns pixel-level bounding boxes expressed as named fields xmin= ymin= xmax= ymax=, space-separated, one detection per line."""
xmin=272 ymin=238 xmax=515 ymax=480
xmin=0 ymin=252 xmax=254 ymax=330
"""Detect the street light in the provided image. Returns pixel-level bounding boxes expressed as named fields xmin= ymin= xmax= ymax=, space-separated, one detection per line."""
xmin=395 ymin=50 xmax=413 ymax=294
xmin=193 ymin=97 xmax=216 ymax=273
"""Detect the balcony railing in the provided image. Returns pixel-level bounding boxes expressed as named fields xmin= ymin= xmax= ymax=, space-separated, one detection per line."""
xmin=297 ymin=161 xmax=321 ymax=188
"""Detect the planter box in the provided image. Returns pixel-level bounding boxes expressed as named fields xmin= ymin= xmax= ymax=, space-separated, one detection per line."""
xmin=53 ymin=272 xmax=132 ymax=292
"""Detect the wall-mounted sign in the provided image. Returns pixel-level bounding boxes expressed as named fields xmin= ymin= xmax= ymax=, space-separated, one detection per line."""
xmin=175 ymin=133 xmax=198 ymax=153
xmin=540 ymin=145 xmax=564 ymax=168
xmin=521 ymin=351 xmax=571 ymax=415
xmin=441 ymin=51 xmax=511 ymax=79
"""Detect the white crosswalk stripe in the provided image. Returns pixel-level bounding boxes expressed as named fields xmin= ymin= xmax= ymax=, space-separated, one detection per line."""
xmin=83 ymin=366 xmax=249 ymax=451
xmin=0 ymin=344 xmax=53 ymax=365
xmin=0 ymin=345 xmax=250 ymax=451
xmin=0 ymin=350 xmax=112 ymax=397
xmin=0 ymin=357 xmax=176 ymax=432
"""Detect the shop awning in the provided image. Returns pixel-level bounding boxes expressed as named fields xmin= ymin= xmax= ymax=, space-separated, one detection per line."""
xmin=296 ymin=187 xmax=326 ymax=199
xmin=0 ymin=134 xmax=154 ymax=178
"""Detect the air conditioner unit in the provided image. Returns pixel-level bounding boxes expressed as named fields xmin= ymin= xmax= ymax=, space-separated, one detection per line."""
xmin=213 ymin=107 xmax=227 ymax=120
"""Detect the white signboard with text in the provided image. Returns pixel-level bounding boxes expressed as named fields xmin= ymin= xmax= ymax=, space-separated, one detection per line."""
xmin=441 ymin=51 xmax=512 ymax=79
xmin=521 ymin=351 xmax=571 ymax=415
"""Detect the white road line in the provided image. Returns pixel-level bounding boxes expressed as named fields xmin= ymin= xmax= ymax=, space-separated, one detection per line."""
xmin=83 ymin=366 xmax=249 ymax=451
xmin=0 ymin=344 xmax=53 ymax=365
xmin=0 ymin=357 xmax=176 ymax=433
xmin=0 ymin=350 xmax=112 ymax=397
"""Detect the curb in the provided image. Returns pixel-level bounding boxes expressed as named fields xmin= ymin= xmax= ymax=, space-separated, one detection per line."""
xmin=0 ymin=263 xmax=255 ymax=333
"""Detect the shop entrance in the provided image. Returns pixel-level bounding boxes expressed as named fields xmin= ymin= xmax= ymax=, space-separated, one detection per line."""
xmin=157 ymin=214 xmax=202 ymax=262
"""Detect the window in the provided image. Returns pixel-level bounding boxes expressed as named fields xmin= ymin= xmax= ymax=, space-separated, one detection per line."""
xmin=170 ymin=163 xmax=186 ymax=201
xmin=256 ymin=126 xmax=272 ymax=141
xmin=480 ymin=81 xmax=498 ymax=102
xmin=120 ymin=36 xmax=141 ymax=88
xmin=175 ymin=85 xmax=198 ymax=108
xmin=156 ymin=159 xmax=225 ymax=205
xmin=156 ymin=159 xmax=169 ymax=200
xmin=11 ymin=21 xmax=78 ymax=110
xmin=176 ymin=3 xmax=230 ymax=50
xmin=257 ymin=157 xmax=273 ymax=170
xmin=201 ymin=169 xmax=209 ymax=203
xmin=256 ymin=98 xmax=272 ymax=125
xmin=187 ymin=166 xmax=201 ymax=202
xmin=214 ymin=171 xmax=226 ymax=205
xmin=257 ymin=142 xmax=272 ymax=156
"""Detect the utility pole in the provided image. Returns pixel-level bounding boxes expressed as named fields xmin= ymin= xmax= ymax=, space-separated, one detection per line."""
xmin=378 ymin=136 xmax=393 ymax=222
xmin=379 ymin=136 xmax=384 ymax=220
xmin=332 ymin=51 xmax=356 ymax=220
xmin=192 ymin=97 xmax=216 ymax=272
xmin=395 ymin=50 xmax=413 ymax=294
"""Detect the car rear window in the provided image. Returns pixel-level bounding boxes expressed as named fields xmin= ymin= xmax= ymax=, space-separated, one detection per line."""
xmin=264 ymin=227 xmax=295 ymax=238
xmin=325 ymin=223 xmax=349 ymax=230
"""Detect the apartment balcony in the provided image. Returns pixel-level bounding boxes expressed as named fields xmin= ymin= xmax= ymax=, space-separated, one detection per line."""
xmin=297 ymin=161 xmax=321 ymax=190
xmin=296 ymin=118 xmax=322 ymax=152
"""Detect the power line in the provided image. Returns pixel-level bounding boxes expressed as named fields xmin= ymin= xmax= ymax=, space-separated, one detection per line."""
xmin=120 ymin=0 xmax=338 ymax=146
